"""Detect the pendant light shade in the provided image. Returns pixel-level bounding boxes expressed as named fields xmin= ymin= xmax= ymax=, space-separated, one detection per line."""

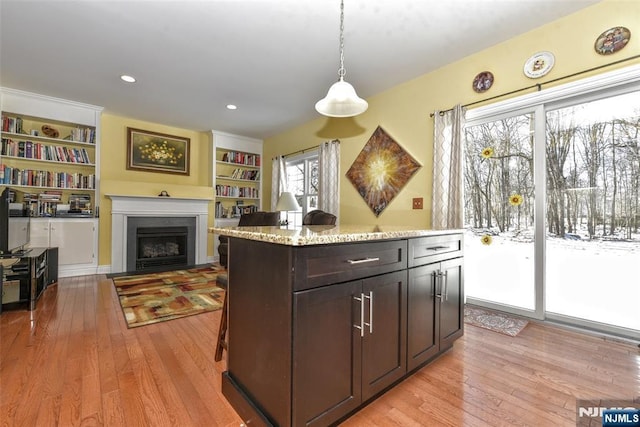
xmin=315 ymin=0 xmax=368 ymax=118
xmin=315 ymin=78 xmax=368 ymax=117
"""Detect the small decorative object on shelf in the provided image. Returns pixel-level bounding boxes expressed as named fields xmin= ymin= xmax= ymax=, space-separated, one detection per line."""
xmin=41 ymin=124 xmax=59 ymax=138
xmin=158 ymin=190 xmax=170 ymax=197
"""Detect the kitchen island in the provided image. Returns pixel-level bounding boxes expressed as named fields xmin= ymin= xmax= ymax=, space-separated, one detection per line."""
xmin=210 ymin=224 xmax=464 ymax=427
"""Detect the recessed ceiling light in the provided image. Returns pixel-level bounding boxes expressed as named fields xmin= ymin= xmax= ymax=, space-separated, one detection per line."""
xmin=120 ymin=75 xmax=136 ymax=83
xmin=226 ymin=104 xmax=237 ymax=110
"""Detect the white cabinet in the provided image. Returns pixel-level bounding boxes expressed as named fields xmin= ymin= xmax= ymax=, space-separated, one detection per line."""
xmin=29 ymin=218 xmax=97 ymax=277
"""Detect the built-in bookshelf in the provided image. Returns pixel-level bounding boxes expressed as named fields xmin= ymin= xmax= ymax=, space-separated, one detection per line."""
xmin=0 ymin=88 xmax=102 ymax=278
xmin=0 ymin=88 xmax=101 ymax=218
xmin=212 ymin=131 xmax=263 ymax=220
xmin=211 ymin=131 xmax=263 ymax=263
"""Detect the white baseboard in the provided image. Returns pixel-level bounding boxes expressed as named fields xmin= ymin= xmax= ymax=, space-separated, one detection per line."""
xmin=59 ymin=265 xmax=99 ymax=278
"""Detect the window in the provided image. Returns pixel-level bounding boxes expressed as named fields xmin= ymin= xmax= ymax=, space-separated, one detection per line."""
xmin=283 ymin=150 xmax=319 ymax=227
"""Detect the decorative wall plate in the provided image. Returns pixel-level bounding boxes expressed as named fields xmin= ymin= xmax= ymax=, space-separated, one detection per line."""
xmin=523 ymin=51 xmax=555 ymax=79
xmin=472 ymin=71 xmax=494 ymax=93
xmin=594 ymin=26 xmax=631 ymax=55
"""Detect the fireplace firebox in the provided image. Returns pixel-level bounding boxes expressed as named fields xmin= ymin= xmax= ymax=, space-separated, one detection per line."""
xmin=136 ymin=226 xmax=188 ymax=270
xmin=126 ymin=217 xmax=196 ymax=273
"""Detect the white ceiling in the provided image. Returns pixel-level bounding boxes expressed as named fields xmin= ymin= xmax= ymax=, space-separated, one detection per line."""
xmin=0 ymin=0 xmax=600 ymax=139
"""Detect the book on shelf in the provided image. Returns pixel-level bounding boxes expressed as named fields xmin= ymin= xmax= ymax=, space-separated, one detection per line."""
xmin=221 ymin=151 xmax=260 ymax=166
xmin=1 ymin=115 xmax=23 ymax=134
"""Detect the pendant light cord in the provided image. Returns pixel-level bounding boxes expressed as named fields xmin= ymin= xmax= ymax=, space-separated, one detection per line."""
xmin=338 ymin=0 xmax=345 ymax=80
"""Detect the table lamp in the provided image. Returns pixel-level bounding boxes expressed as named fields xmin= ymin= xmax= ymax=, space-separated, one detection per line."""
xmin=275 ymin=192 xmax=300 ymax=226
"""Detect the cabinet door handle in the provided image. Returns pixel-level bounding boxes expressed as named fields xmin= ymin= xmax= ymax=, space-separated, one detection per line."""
xmin=433 ymin=271 xmax=442 ymax=298
xmin=363 ymin=291 xmax=373 ymax=334
xmin=346 ymin=257 xmax=380 ymax=265
xmin=353 ymin=294 xmax=365 ymax=337
xmin=442 ymin=271 xmax=449 ymax=301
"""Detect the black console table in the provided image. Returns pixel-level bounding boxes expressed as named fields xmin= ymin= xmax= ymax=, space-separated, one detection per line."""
xmin=1 ymin=248 xmax=52 ymax=311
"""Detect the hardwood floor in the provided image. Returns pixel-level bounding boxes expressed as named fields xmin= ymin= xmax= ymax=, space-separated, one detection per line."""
xmin=1 ymin=274 xmax=638 ymax=426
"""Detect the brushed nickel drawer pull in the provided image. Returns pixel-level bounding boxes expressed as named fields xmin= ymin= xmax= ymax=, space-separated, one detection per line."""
xmin=353 ymin=294 xmax=365 ymax=337
xmin=363 ymin=291 xmax=373 ymax=334
xmin=442 ymin=271 xmax=449 ymax=301
xmin=426 ymin=245 xmax=449 ymax=251
xmin=346 ymin=257 xmax=380 ymax=265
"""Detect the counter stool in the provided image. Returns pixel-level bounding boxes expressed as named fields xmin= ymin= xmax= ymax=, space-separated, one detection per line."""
xmin=214 ymin=271 xmax=229 ymax=362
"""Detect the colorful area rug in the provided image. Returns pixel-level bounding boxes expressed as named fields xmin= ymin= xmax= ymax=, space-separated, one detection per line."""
xmin=464 ymin=306 xmax=529 ymax=336
xmin=112 ymin=265 xmax=225 ymax=328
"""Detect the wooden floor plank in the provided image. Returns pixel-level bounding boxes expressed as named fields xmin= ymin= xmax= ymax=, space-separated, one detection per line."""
xmin=1 ymin=273 xmax=638 ymax=427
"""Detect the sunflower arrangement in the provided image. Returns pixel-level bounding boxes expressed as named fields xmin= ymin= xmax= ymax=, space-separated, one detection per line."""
xmin=480 ymin=234 xmax=493 ymax=245
xmin=480 ymin=147 xmax=494 ymax=159
xmin=509 ymin=194 xmax=524 ymax=206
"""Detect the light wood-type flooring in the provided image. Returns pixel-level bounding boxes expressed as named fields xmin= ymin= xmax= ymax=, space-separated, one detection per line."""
xmin=1 ymin=274 xmax=638 ymax=426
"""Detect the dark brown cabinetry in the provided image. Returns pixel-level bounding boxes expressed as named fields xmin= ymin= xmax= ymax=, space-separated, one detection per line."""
xmin=292 ymin=270 xmax=406 ymax=426
xmin=221 ymin=232 xmax=462 ymax=427
xmin=406 ymin=234 xmax=463 ymax=371
xmin=407 ymin=258 xmax=463 ymax=370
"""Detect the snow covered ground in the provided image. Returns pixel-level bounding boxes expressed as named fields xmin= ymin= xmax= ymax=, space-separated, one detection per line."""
xmin=464 ymin=229 xmax=640 ymax=331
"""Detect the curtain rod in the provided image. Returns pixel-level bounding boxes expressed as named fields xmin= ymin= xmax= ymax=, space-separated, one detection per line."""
xmin=430 ymin=53 xmax=640 ymax=117
xmin=273 ymin=144 xmax=319 ymax=160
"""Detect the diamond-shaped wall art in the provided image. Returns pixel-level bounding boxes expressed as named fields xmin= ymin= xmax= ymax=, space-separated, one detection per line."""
xmin=346 ymin=126 xmax=421 ymax=217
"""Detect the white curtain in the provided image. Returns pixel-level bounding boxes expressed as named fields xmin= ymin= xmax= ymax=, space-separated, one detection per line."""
xmin=318 ymin=139 xmax=340 ymax=222
xmin=431 ymin=105 xmax=466 ymax=229
xmin=270 ymin=156 xmax=287 ymax=211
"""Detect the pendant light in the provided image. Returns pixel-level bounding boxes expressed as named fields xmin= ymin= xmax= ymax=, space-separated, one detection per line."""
xmin=315 ymin=0 xmax=368 ymax=118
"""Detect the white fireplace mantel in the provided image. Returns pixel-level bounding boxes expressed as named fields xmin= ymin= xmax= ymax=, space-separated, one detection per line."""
xmin=108 ymin=195 xmax=212 ymax=273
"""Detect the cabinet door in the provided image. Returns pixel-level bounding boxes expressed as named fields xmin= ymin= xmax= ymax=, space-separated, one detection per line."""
xmin=439 ymin=257 xmax=464 ymax=349
xmin=49 ymin=220 xmax=95 ymax=265
xmin=361 ymin=270 xmax=407 ymax=400
xmin=293 ymin=281 xmax=362 ymax=427
xmin=29 ymin=219 xmax=51 ymax=248
xmin=407 ymin=263 xmax=439 ymax=371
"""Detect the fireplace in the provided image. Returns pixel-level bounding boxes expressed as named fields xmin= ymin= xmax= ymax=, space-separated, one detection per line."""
xmin=126 ymin=217 xmax=196 ymax=272
xmin=108 ymin=195 xmax=211 ymax=274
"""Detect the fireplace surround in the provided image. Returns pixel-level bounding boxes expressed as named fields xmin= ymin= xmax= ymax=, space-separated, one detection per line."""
xmin=108 ymin=195 xmax=211 ymax=274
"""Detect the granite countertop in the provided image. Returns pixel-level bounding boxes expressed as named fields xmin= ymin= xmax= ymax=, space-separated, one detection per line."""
xmin=209 ymin=224 xmax=462 ymax=246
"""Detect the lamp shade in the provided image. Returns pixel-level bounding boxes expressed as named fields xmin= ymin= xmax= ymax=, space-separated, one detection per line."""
xmin=275 ymin=192 xmax=300 ymax=212
xmin=315 ymin=78 xmax=368 ymax=118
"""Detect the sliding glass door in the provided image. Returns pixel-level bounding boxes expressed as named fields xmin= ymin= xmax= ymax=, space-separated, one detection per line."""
xmin=545 ymin=90 xmax=640 ymax=332
xmin=462 ymin=69 xmax=640 ymax=338
xmin=463 ymin=111 xmax=537 ymax=312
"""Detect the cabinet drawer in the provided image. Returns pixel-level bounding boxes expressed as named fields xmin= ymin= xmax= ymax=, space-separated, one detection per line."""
xmin=293 ymin=240 xmax=407 ymax=291
xmin=408 ymin=234 xmax=463 ymax=267
xmin=2 ymin=280 xmax=21 ymax=303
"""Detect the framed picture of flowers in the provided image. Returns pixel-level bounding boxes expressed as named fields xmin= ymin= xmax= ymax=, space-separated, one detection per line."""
xmin=126 ymin=127 xmax=190 ymax=175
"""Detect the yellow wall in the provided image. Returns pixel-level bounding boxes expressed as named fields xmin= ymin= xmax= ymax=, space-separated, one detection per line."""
xmin=98 ymin=113 xmax=214 ymax=266
xmin=262 ymin=0 xmax=639 ymax=227
xmin=97 ymin=0 xmax=638 ymax=268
